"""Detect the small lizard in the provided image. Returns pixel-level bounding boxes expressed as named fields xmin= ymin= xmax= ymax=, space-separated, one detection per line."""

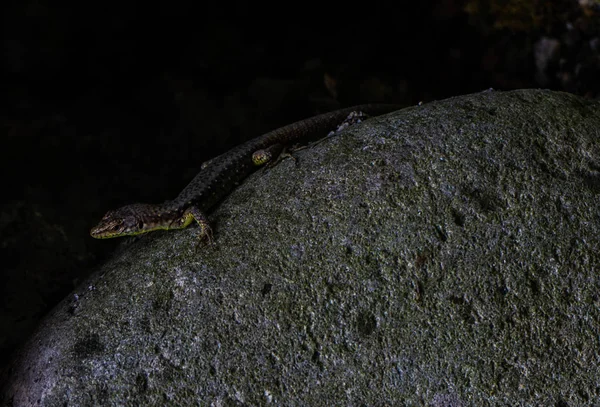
xmin=90 ymin=104 xmax=400 ymax=241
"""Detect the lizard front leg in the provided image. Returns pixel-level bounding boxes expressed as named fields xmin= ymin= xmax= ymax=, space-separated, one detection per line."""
xmin=176 ymin=206 xmax=213 ymax=244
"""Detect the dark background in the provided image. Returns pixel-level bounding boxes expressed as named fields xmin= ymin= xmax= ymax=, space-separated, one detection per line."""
xmin=1 ymin=0 xmax=599 ymax=374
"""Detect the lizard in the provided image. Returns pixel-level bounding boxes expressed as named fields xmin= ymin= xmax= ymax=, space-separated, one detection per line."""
xmin=90 ymin=104 xmax=401 ymax=241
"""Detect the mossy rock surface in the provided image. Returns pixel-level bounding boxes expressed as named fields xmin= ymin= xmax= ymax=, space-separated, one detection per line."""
xmin=2 ymin=89 xmax=600 ymax=406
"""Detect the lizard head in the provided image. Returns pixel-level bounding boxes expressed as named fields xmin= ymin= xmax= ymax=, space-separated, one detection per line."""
xmin=90 ymin=203 xmax=177 ymax=239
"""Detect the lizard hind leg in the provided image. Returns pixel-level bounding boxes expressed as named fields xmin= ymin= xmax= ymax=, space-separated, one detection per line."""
xmin=251 ymin=143 xmax=284 ymax=167
xmin=328 ymin=110 xmax=371 ymax=135
xmin=284 ymin=110 xmax=373 ymax=156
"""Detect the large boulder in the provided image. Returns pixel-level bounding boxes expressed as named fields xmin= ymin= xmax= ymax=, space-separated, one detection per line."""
xmin=3 ymin=89 xmax=600 ymax=406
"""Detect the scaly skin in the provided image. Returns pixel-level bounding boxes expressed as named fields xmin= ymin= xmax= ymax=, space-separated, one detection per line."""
xmin=90 ymin=104 xmax=401 ymax=240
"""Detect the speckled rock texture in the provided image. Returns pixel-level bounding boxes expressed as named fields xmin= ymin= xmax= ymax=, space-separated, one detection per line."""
xmin=2 ymin=89 xmax=600 ymax=406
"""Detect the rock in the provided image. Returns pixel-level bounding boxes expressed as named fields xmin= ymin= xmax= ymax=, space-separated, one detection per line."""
xmin=2 ymin=89 xmax=600 ymax=405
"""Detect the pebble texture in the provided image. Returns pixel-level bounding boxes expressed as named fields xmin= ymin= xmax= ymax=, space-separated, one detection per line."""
xmin=2 ymin=89 xmax=600 ymax=406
